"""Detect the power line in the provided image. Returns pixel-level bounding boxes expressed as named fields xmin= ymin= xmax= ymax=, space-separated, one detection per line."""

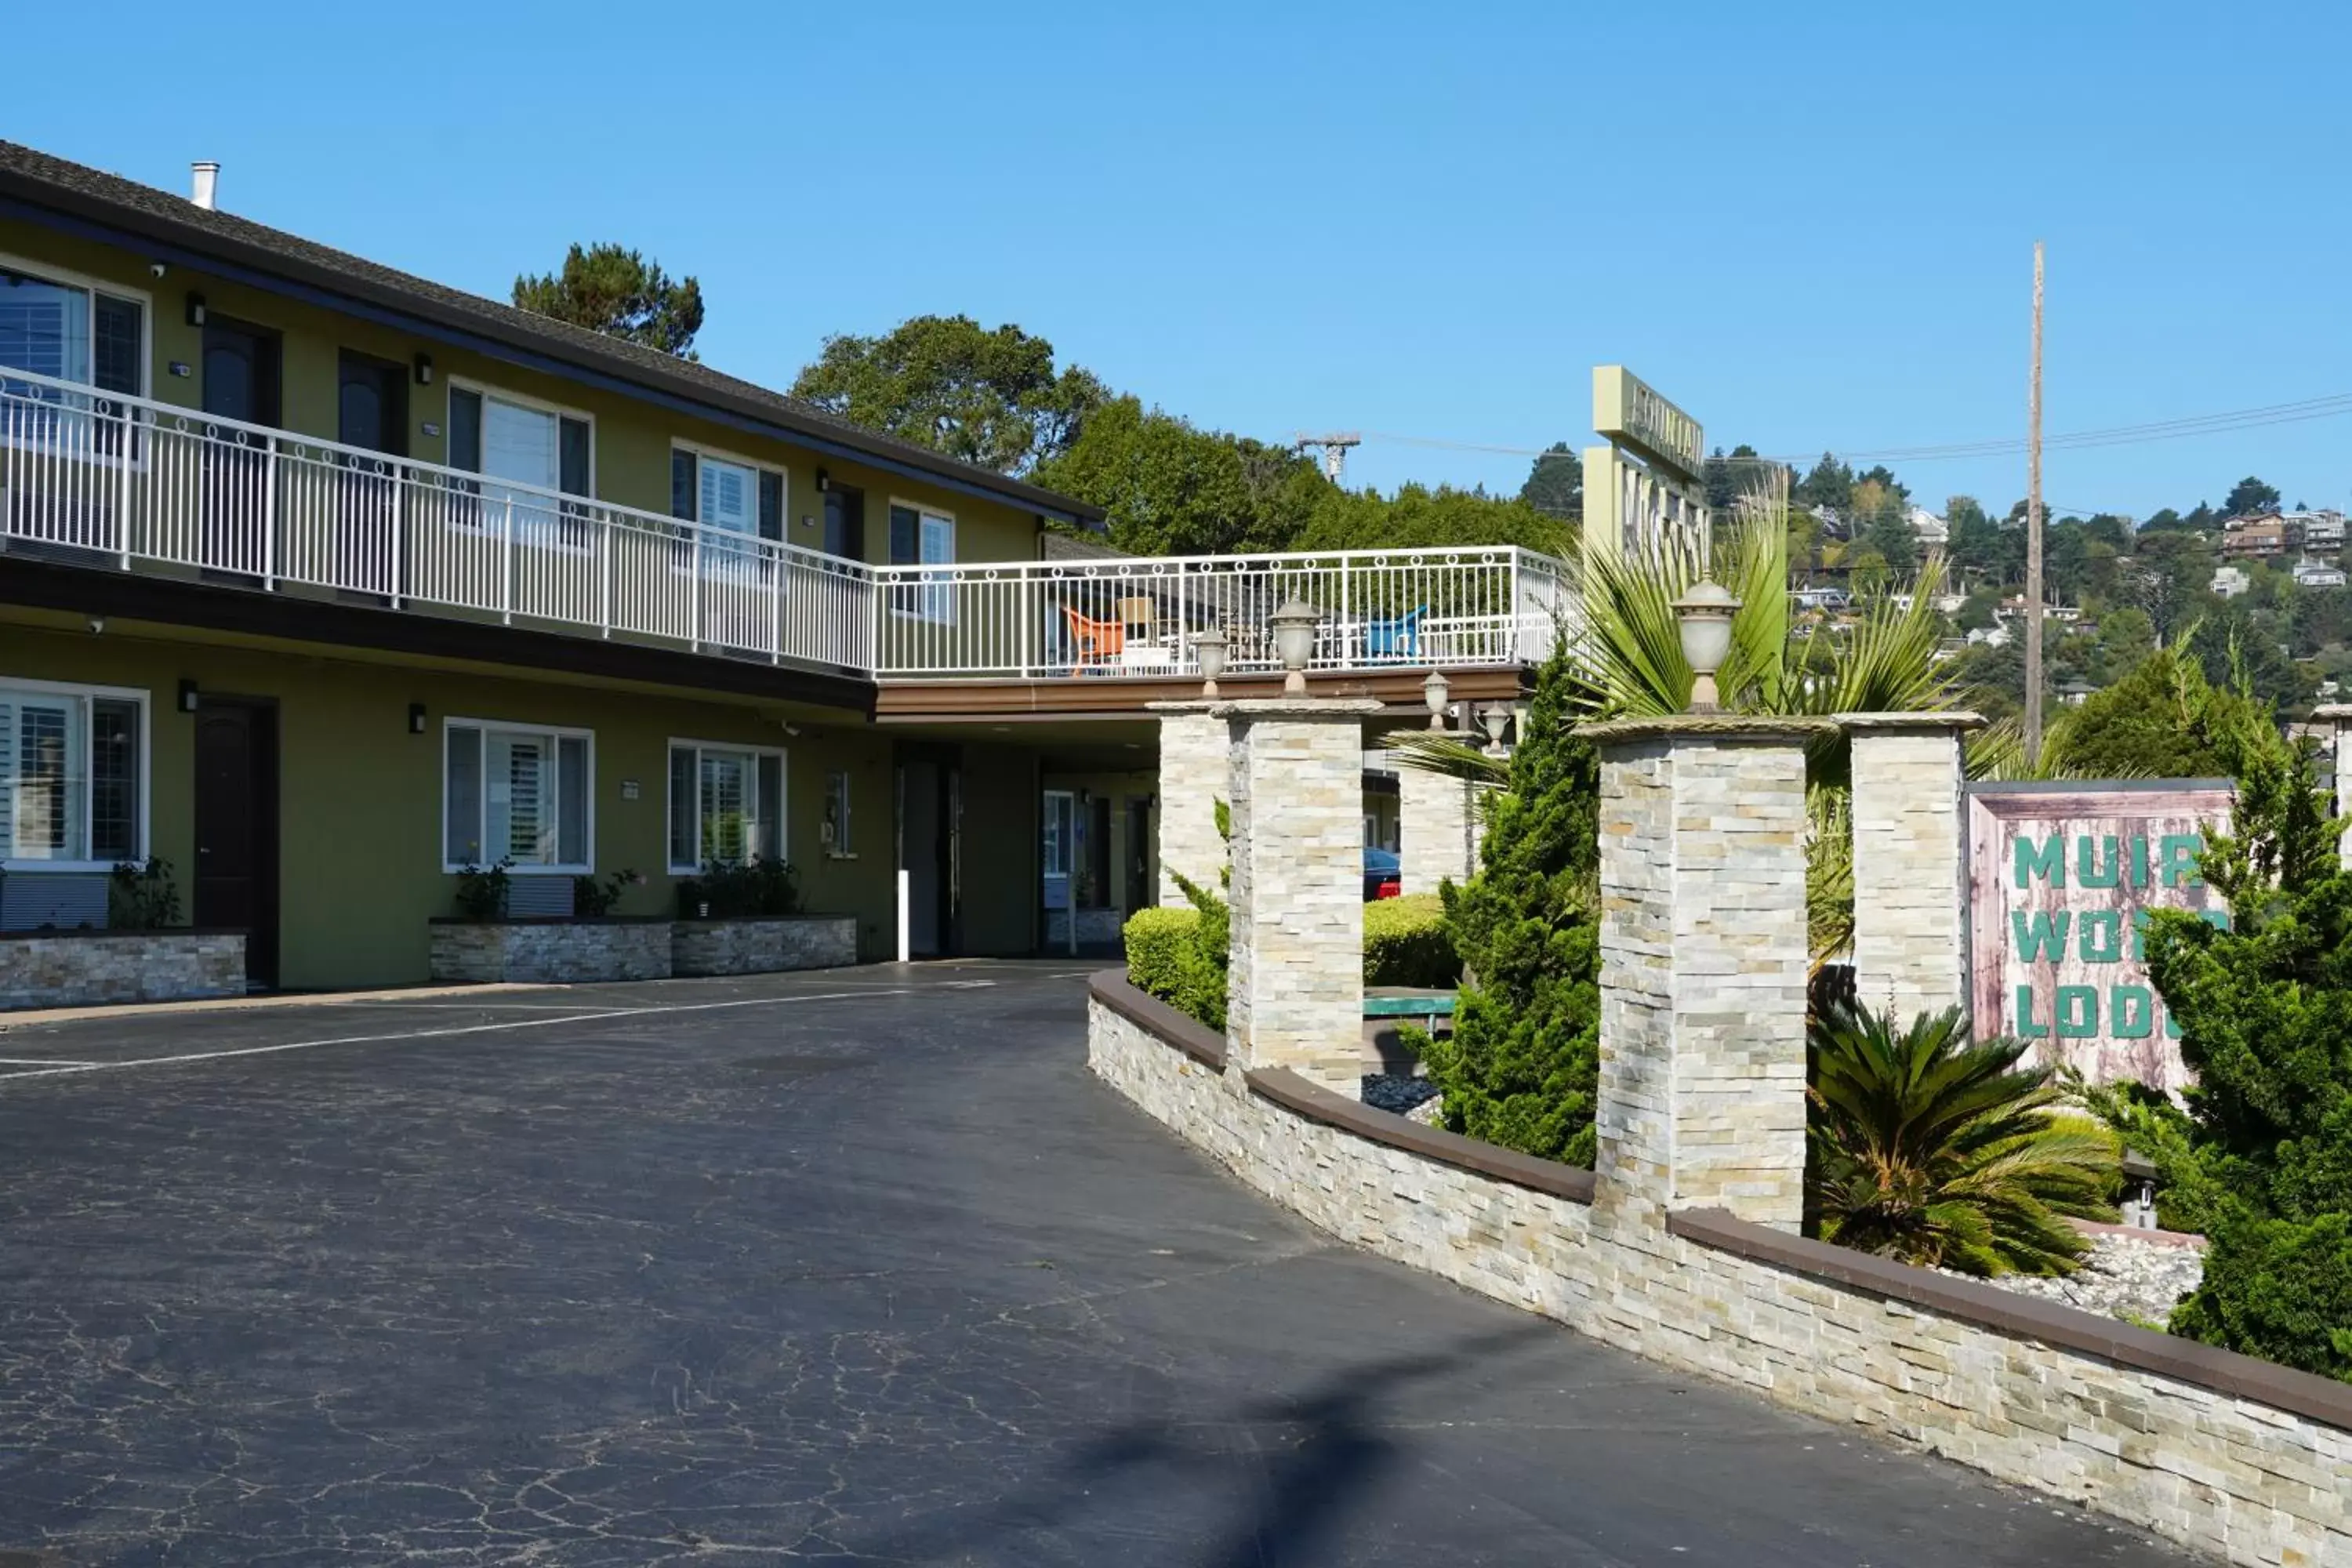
xmin=1359 ymin=386 xmax=2352 ymax=469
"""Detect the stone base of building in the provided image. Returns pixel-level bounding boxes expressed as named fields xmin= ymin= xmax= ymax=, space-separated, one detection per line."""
xmin=428 ymin=920 xmax=673 ymax=985
xmin=0 ymin=930 xmax=249 ymax=1011
xmin=670 ymin=916 xmax=858 ymax=976
xmin=1086 ymin=971 xmax=2351 ymax=1568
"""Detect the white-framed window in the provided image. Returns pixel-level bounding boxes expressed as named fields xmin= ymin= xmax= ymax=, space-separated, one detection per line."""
xmin=822 ymin=768 xmax=854 ymax=857
xmin=0 ymin=252 xmax=148 ymax=400
xmin=670 ymin=441 xmax=785 ymax=543
xmin=1041 ymin=789 xmax=1074 ymax=880
xmin=446 ymin=379 xmax=593 ymax=543
xmin=442 ymin=718 xmax=593 ymax=873
xmin=887 ymin=499 xmax=956 ymax=622
xmin=666 ymin=739 xmax=785 ymax=873
xmin=0 ymin=679 xmax=147 ymax=871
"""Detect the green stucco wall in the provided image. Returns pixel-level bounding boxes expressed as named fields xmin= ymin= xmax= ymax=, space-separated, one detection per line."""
xmin=0 ymin=220 xmax=1045 ymax=568
xmin=0 ymin=621 xmax=902 ymax=987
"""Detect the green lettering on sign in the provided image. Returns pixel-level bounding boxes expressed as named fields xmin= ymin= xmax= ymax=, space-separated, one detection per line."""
xmin=2078 ymin=909 xmax=2124 ymax=964
xmin=2076 ymin=835 xmax=2121 ymax=888
xmin=2112 ymin=985 xmax=2155 ymax=1040
xmin=2014 ymin=985 xmax=2049 ymax=1038
xmin=2160 ymin=833 xmax=2204 ymax=887
xmin=2013 ymin=835 xmax=2064 ymax=889
xmin=2056 ymin=986 xmax=2100 ymax=1038
xmin=2012 ymin=909 xmax=2070 ymax=961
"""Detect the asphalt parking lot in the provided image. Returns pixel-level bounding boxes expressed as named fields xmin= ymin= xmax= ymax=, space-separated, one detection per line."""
xmin=0 ymin=962 xmax=2198 ymax=1566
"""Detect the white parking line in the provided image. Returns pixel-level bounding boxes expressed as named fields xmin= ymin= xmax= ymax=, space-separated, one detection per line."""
xmin=0 ymin=1058 xmax=102 ymax=1067
xmin=0 ymin=983 xmax=993 ymax=1084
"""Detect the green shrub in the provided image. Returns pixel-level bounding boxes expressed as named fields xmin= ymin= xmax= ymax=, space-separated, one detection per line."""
xmin=453 ymin=858 xmax=514 ymax=921
xmin=2169 ymin=1210 xmax=2352 ymax=1381
xmin=1412 ymin=644 xmax=1604 ymax=1165
xmin=108 ymin=856 xmax=183 ymax=931
xmin=678 ymin=856 xmax=800 ymax=918
xmin=1122 ymin=903 xmax=1228 ymax=1032
xmin=1123 ymin=906 xmax=1198 ymax=1000
xmin=1363 ymin=894 xmax=1457 ymax=988
xmin=2138 ymin=710 xmax=2352 ymax=1381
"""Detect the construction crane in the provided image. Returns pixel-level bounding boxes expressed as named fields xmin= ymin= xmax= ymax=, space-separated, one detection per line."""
xmin=1294 ymin=431 xmax=1362 ymax=485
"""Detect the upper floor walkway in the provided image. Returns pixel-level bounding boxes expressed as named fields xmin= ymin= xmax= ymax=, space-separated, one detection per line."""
xmin=1 ymin=366 xmax=1570 ymax=698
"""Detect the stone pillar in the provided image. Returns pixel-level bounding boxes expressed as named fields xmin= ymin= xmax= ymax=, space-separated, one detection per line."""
xmin=1585 ymin=716 xmax=1824 ymax=1232
xmin=1224 ymin=699 xmax=1385 ymax=1091
xmin=1842 ymin=712 xmax=1982 ymax=1022
xmin=1399 ymin=764 xmax=1478 ymax=895
xmin=1150 ymin=704 xmax=1227 ymax=906
xmin=2318 ymin=706 xmax=2352 ymax=871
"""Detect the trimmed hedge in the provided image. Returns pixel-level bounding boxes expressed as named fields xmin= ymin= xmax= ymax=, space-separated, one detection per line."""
xmin=1364 ymin=894 xmax=1458 ymax=988
xmin=1123 ymin=906 xmax=1228 ymax=1031
xmin=1127 ymin=895 xmax=1457 ymax=1030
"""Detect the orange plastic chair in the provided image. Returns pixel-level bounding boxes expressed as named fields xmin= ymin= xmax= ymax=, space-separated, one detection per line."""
xmin=1062 ymin=606 xmax=1126 ymax=670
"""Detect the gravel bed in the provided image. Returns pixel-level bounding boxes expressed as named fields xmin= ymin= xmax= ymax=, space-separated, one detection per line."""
xmin=1947 ymin=1231 xmax=2205 ymax=1327
xmin=1362 ymin=1073 xmax=1440 ymax=1116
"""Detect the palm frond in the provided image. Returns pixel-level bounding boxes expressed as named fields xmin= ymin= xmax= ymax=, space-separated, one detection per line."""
xmin=1381 ymin=728 xmax=1509 ymax=788
xmin=1808 ymin=1004 xmax=2119 ymax=1276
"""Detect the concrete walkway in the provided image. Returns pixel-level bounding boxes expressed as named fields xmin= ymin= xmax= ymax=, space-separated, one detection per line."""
xmin=0 ymin=964 xmax=2197 ymax=1565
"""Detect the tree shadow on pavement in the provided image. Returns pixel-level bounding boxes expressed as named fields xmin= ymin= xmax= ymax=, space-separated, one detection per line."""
xmin=851 ymin=1319 xmax=1557 ymax=1566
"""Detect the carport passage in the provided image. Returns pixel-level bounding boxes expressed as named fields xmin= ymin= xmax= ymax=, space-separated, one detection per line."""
xmin=0 ymin=966 xmax=2197 ymax=1565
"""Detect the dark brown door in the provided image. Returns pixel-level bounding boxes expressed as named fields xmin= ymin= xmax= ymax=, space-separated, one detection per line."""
xmin=1126 ymin=797 xmax=1152 ymax=917
xmin=336 ymin=350 xmax=407 ymax=597
xmin=194 ymin=699 xmax=279 ymax=985
xmin=201 ymin=318 xmax=281 ymax=576
xmin=822 ymin=484 xmax=866 ymax=561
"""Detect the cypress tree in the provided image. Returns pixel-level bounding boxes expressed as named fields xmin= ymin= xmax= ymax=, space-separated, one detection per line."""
xmin=1414 ymin=648 xmax=1603 ymax=1164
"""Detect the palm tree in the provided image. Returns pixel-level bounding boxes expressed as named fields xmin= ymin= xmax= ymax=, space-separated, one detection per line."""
xmin=1808 ymin=1004 xmax=2119 ymax=1276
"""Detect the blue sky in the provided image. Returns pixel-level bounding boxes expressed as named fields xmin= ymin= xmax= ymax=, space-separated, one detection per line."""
xmin=9 ymin=1 xmax=2349 ymax=521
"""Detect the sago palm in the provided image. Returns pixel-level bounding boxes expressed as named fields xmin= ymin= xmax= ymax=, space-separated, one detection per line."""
xmin=1808 ymin=1004 xmax=2118 ymax=1276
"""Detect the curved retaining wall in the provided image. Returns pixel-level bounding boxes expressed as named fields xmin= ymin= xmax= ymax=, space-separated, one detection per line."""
xmin=1087 ymin=972 xmax=2352 ymax=1568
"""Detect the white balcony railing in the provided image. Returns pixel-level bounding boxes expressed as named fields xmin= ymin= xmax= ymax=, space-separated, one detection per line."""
xmin=0 ymin=366 xmax=1567 ymax=685
xmin=871 ymin=547 xmax=1568 ymax=680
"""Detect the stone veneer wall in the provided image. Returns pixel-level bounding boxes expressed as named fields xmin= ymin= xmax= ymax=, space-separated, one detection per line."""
xmin=0 ymin=931 xmax=247 ymax=1010
xmin=1595 ymin=728 xmax=1813 ymax=1229
xmin=1846 ymin=717 xmax=1972 ymax=1018
xmin=429 ymin=920 xmax=673 ymax=985
xmin=1153 ymin=709 xmax=1229 ymax=906
xmin=672 ymin=916 xmax=858 ymax=976
xmin=1397 ymin=764 xmax=1475 ymax=896
xmin=1089 ymin=980 xmax=2352 ymax=1568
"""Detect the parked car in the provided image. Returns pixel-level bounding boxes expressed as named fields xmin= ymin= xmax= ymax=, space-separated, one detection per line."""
xmin=1364 ymin=848 xmax=1401 ymax=901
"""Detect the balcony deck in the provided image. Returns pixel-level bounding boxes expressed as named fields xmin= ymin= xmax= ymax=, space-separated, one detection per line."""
xmin=0 ymin=369 xmax=1568 ymax=702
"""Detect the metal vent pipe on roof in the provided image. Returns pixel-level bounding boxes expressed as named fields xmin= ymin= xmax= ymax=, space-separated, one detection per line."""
xmin=191 ymin=162 xmax=220 ymax=210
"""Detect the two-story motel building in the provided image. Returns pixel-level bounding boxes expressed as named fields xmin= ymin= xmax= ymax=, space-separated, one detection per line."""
xmin=0 ymin=140 xmax=1558 ymax=986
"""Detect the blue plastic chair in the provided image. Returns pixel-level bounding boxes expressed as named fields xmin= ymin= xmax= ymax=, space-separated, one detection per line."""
xmin=1363 ymin=606 xmax=1425 ymax=660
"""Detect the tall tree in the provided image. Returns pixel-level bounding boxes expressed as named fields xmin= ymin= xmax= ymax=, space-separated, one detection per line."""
xmin=1519 ymin=441 xmax=1582 ymax=520
xmin=1029 ymin=395 xmax=1323 ymax=556
xmin=2223 ymin=476 xmax=2283 ymax=518
xmin=790 ymin=315 xmax=1105 ymax=475
xmin=1796 ymin=452 xmax=1854 ymax=516
xmin=1295 ymin=483 xmax=1569 ymax=554
xmin=513 ymin=244 xmax=705 ymax=358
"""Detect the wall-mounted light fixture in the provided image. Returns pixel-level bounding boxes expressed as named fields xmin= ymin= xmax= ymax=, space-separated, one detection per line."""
xmin=178 ymin=679 xmax=200 ymax=713
xmin=149 ymin=261 xmax=168 ymax=279
xmin=815 ymin=468 xmax=829 ymax=492
xmin=412 ymin=352 xmax=434 ymax=387
xmin=408 ymin=702 xmax=428 ymax=735
xmin=184 ymin=292 xmax=207 ymax=328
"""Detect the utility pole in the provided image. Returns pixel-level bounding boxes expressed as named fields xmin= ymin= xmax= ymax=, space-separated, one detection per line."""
xmin=2024 ymin=241 xmax=2046 ymax=762
xmin=1294 ymin=431 xmax=1362 ymax=485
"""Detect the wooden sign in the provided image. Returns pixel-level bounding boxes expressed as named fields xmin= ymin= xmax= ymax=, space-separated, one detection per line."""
xmin=1965 ymin=781 xmax=2234 ymax=1089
